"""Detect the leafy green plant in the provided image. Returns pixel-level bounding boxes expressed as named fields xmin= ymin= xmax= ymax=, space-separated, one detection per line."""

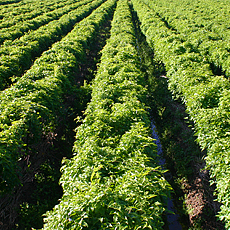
xmin=131 ymin=0 xmax=230 ymax=227
xmin=0 ymin=0 xmax=92 ymax=44
xmin=0 ymin=0 xmax=114 ymax=196
xmin=0 ymin=0 xmax=104 ymax=90
xmin=44 ymin=0 xmax=171 ymax=228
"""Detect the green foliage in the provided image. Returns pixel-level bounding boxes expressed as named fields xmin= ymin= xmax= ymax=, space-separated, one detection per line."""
xmin=0 ymin=0 xmax=113 ymax=196
xmin=0 ymin=0 xmax=104 ymax=90
xmin=0 ymin=0 xmax=93 ymax=44
xmin=0 ymin=0 xmax=20 ymax=5
xmin=44 ymin=0 xmax=171 ymax=229
xmin=131 ymin=0 xmax=230 ymax=227
xmin=15 ymin=161 xmax=63 ymax=229
xmin=141 ymin=0 xmax=230 ymax=78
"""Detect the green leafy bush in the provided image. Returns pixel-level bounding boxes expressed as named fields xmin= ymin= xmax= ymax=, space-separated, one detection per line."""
xmin=0 ymin=0 xmax=104 ymax=90
xmin=44 ymin=0 xmax=171 ymax=229
xmin=0 ymin=0 xmax=114 ymax=196
xmin=131 ymin=0 xmax=230 ymax=227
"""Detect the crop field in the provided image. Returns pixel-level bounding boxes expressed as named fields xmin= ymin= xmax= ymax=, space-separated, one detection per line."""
xmin=0 ymin=0 xmax=229 ymax=229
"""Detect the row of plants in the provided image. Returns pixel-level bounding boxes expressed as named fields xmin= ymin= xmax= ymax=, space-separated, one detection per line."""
xmin=0 ymin=0 xmax=86 ymax=44
xmin=143 ymin=0 xmax=230 ymax=37
xmin=0 ymin=0 xmax=66 ymax=26
xmin=131 ymin=0 xmax=230 ymax=228
xmin=0 ymin=0 xmax=103 ymax=91
xmin=0 ymin=0 xmax=27 ymax=9
xmin=141 ymin=0 xmax=230 ymax=78
xmin=0 ymin=0 xmax=115 ymax=198
xmin=44 ymin=0 xmax=171 ymax=229
xmin=131 ymin=5 xmax=226 ymax=228
xmin=0 ymin=0 xmax=21 ymax=6
xmin=1 ymin=5 xmax=115 ymax=229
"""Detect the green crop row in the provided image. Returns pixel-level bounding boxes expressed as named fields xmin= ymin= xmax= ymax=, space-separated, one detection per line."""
xmin=131 ymin=0 xmax=230 ymax=227
xmin=143 ymin=0 xmax=230 ymax=39
xmin=0 ymin=0 xmax=86 ymax=44
xmin=0 ymin=0 xmax=20 ymax=6
xmin=0 ymin=0 xmax=116 ymax=196
xmin=141 ymin=0 xmax=230 ymax=78
xmin=0 ymin=0 xmax=66 ymax=24
xmin=0 ymin=0 xmax=103 ymax=91
xmin=44 ymin=0 xmax=171 ymax=229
